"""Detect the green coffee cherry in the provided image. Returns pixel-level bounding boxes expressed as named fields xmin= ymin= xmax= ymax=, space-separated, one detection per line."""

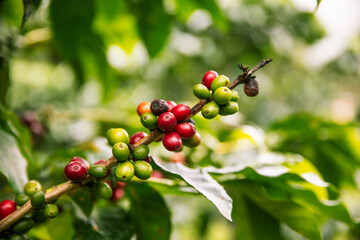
xmin=140 ymin=112 xmax=157 ymax=129
xmin=201 ymin=102 xmax=220 ymax=119
xmin=31 ymin=191 xmax=45 ymax=209
xmin=231 ymin=90 xmax=239 ymax=102
xmin=115 ymin=161 xmax=134 ymax=182
xmin=133 ymin=145 xmax=149 ymax=160
xmin=219 ymin=102 xmax=239 ymax=115
xmin=44 ymin=204 xmax=58 ymax=218
xmin=24 ymin=180 xmax=42 ymax=196
xmin=89 ymin=165 xmax=108 ymax=179
xmin=210 ymin=75 xmax=230 ymax=92
xmin=134 ymin=161 xmax=153 ymax=180
xmin=93 ymin=182 xmax=113 ymax=199
xmin=182 ymin=132 xmax=201 ymax=148
xmin=193 ymin=84 xmax=211 ymax=100
xmin=15 ymin=194 xmax=29 ymax=206
xmin=112 ymin=142 xmax=130 ymax=161
xmin=12 ymin=217 xmax=34 ymax=234
xmin=32 ymin=210 xmax=47 ymax=223
xmin=106 ymin=128 xmax=130 ymax=145
xmin=213 ymin=87 xmax=232 ymax=105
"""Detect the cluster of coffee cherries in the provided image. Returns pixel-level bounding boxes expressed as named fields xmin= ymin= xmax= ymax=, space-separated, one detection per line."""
xmin=64 ymin=157 xmax=113 ymax=198
xmin=0 ymin=180 xmax=58 ymax=237
xmin=137 ymin=99 xmax=201 ymax=152
xmin=192 ymin=71 xmax=240 ymax=119
xmin=107 ymin=128 xmax=153 ymax=182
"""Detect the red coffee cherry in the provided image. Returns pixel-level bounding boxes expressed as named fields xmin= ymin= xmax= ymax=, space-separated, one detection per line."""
xmin=0 ymin=200 xmax=16 ymax=220
xmin=64 ymin=161 xmax=88 ymax=182
xmin=171 ymin=104 xmax=191 ymax=122
xmin=175 ymin=122 xmax=196 ymax=139
xmin=150 ymin=99 xmax=169 ymax=116
xmin=167 ymin=101 xmax=177 ymax=111
xmin=143 ymin=154 xmax=152 ymax=163
xmin=202 ymin=70 xmax=218 ymax=90
xmin=130 ymin=132 xmax=148 ymax=144
xmin=70 ymin=157 xmax=90 ymax=170
xmin=157 ymin=112 xmax=177 ymax=132
xmin=162 ymin=132 xmax=182 ymax=152
xmin=137 ymin=101 xmax=151 ymax=117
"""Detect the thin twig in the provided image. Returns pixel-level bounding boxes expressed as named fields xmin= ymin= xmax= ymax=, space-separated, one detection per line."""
xmin=0 ymin=58 xmax=272 ymax=233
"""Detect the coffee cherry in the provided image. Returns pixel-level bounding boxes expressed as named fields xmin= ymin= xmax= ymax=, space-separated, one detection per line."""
xmin=89 ymin=165 xmax=108 ymax=179
xmin=157 ymin=112 xmax=177 ymax=132
xmin=44 ymin=204 xmax=58 ymax=218
xmin=211 ymin=75 xmax=230 ymax=92
xmin=134 ymin=161 xmax=153 ymax=180
xmin=219 ymin=102 xmax=239 ymax=115
xmin=231 ymin=90 xmax=239 ymax=102
xmin=94 ymin=159 xmax=111 ymax=176
xmin=15 ymin=194 xmax=29 ymax=206
xmin=150 ymin=99 xmax=169 ymax=116
xmin=12 ymin=216 xmax=34 ymax=234
xmin=171 ymin=104 xmax=191 ymax=122
xmin=24 ymin=180 xmax=42 ymax=196
xmin=213 ymin=87 xmax=232 ymax=105
xmin=193 ymin=84 xmax=211 ymax=100
xmin=0 ymin=200 xmax=16 ymax=219
xmin=137 ymin=101 xmax=151 ymax=117
xmin=130 ymin=132 xmax=148 ymax=144
xmin=112 ymin=142 xmax=130 ymax=161
xmin=106 ymin=128 xmax=130 ymax=145
xmin=133 ymin=145 xmax=150 ymax=160
xmin=175 ymin=122 xmax=196 ymax=139
xmin=31 ymin=191 xmax=45 ymax=209
xmin=182 ymin=132 xmax=201 ymax=148
xmin=140 ymin=112 xmax=157 ymax=129
xmin=201 ymin=102 xmax=220 ymax=119
xmin=115 ymin=161 xmax=134 ymax=182
xmin=244 ymin=78 xmax=259 ymax=97
xmin=70 ymin=156 xmax=90 ymax=170
xmin=162 ymin=132 xmax=182 ymax=152
xmin=167 ymin=101 xmax=177 ymax=111
xmin=32 ymin=210 xmax=47 ymax=223
xmin=93 ymin=182 xmax=113 ymax=199
xmin=202 ymin=70 xmax=218 ymax=89
xmin=64 ymin=161 xmax=88 ymax=182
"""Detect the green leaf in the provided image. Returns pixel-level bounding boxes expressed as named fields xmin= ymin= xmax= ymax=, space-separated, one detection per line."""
xmin=227 ymin=180 xmax=322 ymax=240
xmin=229 ymin=189 xmax=284 ymax=240
xmin=127 ymin=183 xmax=171 ymax=240
xmin=68 ymin=188 xmax=93 ymax=216
xmin=27 ymin=210 xmax=75 ymax=240
xmin=73 ymin=206 xmax=134 ymax=240
xmin=128 ymin=0 xmax=172 ymax=57
xmin=0 ymin=129 xmax=28 ymax=193
xmin=153 ymin=157 xmax=233 ymax=221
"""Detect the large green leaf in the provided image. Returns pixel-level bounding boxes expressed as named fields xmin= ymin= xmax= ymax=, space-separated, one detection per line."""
xmin=73 ymin=206 xmax=134 ymax=240
xmin=229 ymin=188 xmax=284 ymax=240
xmin=227 ymin=180 xmax=322 ymax=240
xmin=27 ymin=210 xmax=75 ymax=240
xmin=0 ymin=129 xmax=28 ymax=193
xmin=68 ymin=188 xmax=93 ymax=217
xmin=153 ymin=157 xmax=233 ymax=221
xmin=128 ymin=0 xmax=172 ymax=58
xmin=127 ymin=183 xmax=171 ymax=240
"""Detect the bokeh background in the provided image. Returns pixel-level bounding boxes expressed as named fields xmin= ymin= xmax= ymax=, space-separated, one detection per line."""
xmin=1 ymin=0 xmax=360 ymax=239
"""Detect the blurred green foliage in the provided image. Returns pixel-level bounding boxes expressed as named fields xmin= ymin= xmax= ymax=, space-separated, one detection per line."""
xmin=1 ymin=0 xmax=360 ymax=239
